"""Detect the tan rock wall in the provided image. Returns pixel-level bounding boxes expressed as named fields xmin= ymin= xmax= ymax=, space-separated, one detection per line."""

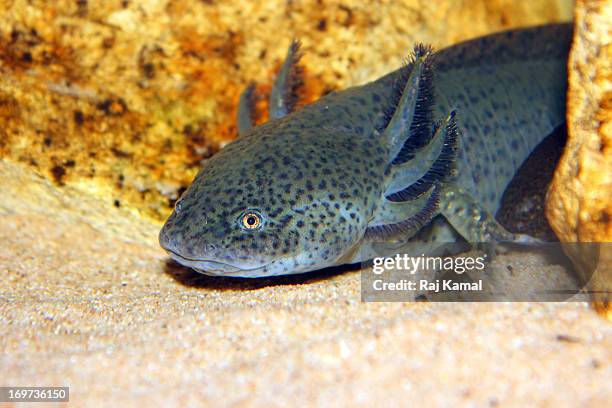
xmin=546 ymin=0 xmax=611 ymax=317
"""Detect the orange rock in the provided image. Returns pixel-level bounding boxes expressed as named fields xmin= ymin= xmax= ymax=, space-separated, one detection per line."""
xmin=546 ymin=0 xmax=611 ymax=318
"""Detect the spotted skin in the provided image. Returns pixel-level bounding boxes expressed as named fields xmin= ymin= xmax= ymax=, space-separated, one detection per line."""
xmin=159 ymin=24 xmax=572 ymax=277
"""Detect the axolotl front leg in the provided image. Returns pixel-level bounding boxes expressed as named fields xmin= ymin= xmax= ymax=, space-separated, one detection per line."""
xmin=439 ymin=184 xmax=542 ymax=244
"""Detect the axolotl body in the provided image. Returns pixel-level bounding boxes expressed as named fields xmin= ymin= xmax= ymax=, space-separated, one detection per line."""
xmin=159 ymin=24 xmax=572 ymax=277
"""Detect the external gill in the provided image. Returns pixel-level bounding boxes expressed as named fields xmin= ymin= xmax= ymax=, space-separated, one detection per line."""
xmin=236 ymin=40 xmax=304 ymax=137
xmin=385 ymin=112 xmax=458 ymax=197
xmin=236 ymin=82 xmax=257 ymax=136
xmin=365 ymin=46 xmax=459 ymax=241
xmin=364 ymin=183 xmax=441 ymax=240
xmin=269 ymin=39 xmax=304 ymax=119
xmin=369 ymin=183 xmax=439 ymax=227
xmin=383 ymin=45 xmax=435 ymax=163
xmin=387 ymin=112 xmax=459 ymax=202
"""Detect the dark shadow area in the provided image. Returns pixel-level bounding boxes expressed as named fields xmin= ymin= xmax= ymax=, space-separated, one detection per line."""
xmin=163 ymin=258 xmax=361 ymax=290
xmin=497 ymin=124 xmax=567 ymax=241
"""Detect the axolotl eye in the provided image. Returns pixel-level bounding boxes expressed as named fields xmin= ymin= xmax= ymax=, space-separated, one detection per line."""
xmin=240 ymin=210 xmax=263 ymax=230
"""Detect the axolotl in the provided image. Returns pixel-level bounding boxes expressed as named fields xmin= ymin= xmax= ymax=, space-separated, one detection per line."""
xmin=159 ymin=23 xmax=572 ymax=277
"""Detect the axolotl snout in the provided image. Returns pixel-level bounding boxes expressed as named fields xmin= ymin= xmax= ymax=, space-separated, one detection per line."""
xmin=159 ymin=24 xmax=572 ymax=277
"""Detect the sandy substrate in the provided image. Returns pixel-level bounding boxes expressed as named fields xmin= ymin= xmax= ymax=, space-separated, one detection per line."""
xmin=0 ymin=162 xmax=610 ymax=407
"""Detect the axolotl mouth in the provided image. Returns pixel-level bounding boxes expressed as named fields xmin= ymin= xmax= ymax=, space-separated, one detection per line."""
xmin=164 ymin=249 xmax=257 ymax=275
xmin=163 ymin=249 xmax=293 ymax=278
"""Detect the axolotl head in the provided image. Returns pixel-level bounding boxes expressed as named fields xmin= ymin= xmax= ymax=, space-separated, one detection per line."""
xmin=159 ymin=122 xmax=380 ymax=277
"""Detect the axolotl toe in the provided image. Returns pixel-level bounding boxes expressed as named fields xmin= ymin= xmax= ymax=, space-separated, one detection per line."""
xmin=159 ymin=24 xmax=572 ymax=277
